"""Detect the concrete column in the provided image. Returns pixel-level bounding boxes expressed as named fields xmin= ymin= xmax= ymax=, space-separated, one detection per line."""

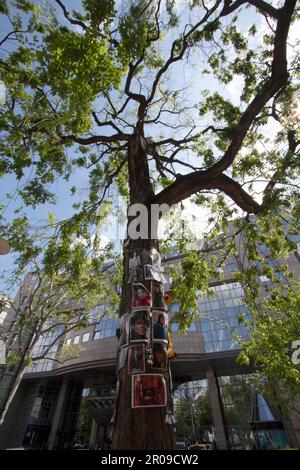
xmin=48 ymin=379 xmax=68 ymax=450
xmin=89 ymin=418 xmax=99 ymax=449
xmin=206 ymin=367 xmax=229 ymax=450
xmin=95 ymin=425 xmax=105 ymax=449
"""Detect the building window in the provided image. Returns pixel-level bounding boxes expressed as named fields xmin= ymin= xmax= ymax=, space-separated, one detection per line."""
xmin=82 ymin=333 xmax=90 ymax=343
xmin=226 ymin=254 xmax=238 ymax=273
xmin=0 ymin=310 xmax=7 ymax=325
xmin=93 ymin=311 xmax=119 ymax=340
xmin=89 ymin=304 xmax=109 ymax=322
xmin=218 ymin=375 xmax=255 ymax=449
xmin=173 ymin=379 xmax=214 ymax=445
xmin=26 ymin=329 xmax=59 ymax=373
xmin=31 ymin=397 xmax=43 ymax=419
xmin=73 ymin=335 xmax=80 ymax=345
xmin=30 ymin=382 xmax=59 ymax=420
xmin=199 ymin=282 xmax=249 ymax=353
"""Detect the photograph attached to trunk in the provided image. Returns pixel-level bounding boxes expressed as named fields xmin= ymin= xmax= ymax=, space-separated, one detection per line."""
xmin=131 ymin=374 xmax=167 ymax=408
xmin=129 ymin=309 xmax=150 ymax=342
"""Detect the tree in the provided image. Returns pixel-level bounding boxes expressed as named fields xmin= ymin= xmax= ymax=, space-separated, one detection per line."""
xmin=0 ymin=233 xmax=120 ymax=426
xmin=0 ymin=0 xmax=299 ymax=450
xmin=233 ymin=219 xmax=300 ymax=415
xmin=174 ymin=381 xmax=213 ymax=444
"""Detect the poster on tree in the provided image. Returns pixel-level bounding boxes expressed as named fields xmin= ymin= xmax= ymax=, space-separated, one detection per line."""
xmin=131 ymin=374 xmax=167 ymax=408
xmin=132 ymin=283 xmax=151 ymax=308
xmin=152 ymin=311 xmax=168 ymax=342
xmin=128 ymin=344 xmax=145 ymax=374
xmin=129 ymin=309 xmax=150 ymax=342
xmin=152 ymin=342 xmax=168 ymax=370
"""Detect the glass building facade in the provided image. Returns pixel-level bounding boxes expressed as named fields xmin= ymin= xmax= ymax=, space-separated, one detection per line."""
xmin=27 ymin=327 xmax=63 ymax=373
xmin=174 ymin=379 xmax=214 ymax=445
xmin=199 ymin=282 xmax=249 ymax=353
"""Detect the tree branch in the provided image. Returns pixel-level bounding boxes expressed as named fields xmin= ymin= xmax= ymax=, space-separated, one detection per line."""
xmin=125 ymin=60 xmax=147 ymax=105
xmin=207 ymin=0 xmax=297 ymax=177
xmin=54 ymin=0 xmax=87 ymax=30
xmin=262 ymin=129 xmax=299 ymax=205
xmin=220 ymin=0 xmax=279 ymax=19
xmin=61 ymin=133 xmax=129 ymax=145
xmin=92 ymin=112 xmax=125 ymax=135
xmin=154 ymin=170 xmax=261 ymax=214
xmin=146 ymin=1 xmax=222 ymax=106
xmin=0 ymin=29 xmax=29 ymax=48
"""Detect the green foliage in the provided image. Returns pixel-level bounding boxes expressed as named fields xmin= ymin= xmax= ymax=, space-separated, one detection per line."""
xmin=236 ymin=284 xmax=300 ymax=413
xmin=6 ymin=351 xmax=21 ymax=364
xmin=200 ymin=92 xmax=241 ymax=125
xmin=168 ymin=251 xmax=219 ymax=331
xmin=174 ymin=383 xmax=213 ymax=439
xmin=222 ymin=212 xmax=300 ymax=412
xmin=56 ymin=343 xmax=84 ymax=362
xmin=119 ymin=0 xmax=156 ymax=61
xmin=38 ymin=29 xmax=123 ymax=113
xmin=0 ymin=0 xmax=9 ymax=14
xmin=83 ymin=0 xmax=115 ymax=32
xmin=19 ymin=179 xmax=57 ymax=207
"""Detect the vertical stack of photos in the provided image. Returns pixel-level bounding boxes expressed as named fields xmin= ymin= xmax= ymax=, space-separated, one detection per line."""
xmin=123 ymin=250 xmax=169 ymax=409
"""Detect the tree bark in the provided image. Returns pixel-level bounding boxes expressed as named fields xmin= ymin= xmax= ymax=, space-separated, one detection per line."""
xmin=112 ymin=360 xmax=174 ymax=450
xmin=112 ymin=133 xmax=174 ymax=449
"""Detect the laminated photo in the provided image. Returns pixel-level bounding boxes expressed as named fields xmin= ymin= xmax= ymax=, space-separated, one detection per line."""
xmin=129 ymin=251 xmax=142 ymax=270
xmin=152 ymin=342 xmax=168 ymax=370
xmin=152 ymin=282 xmax=167 ymax=310
xmin=128 ymin=344 xmax=145 ymax=374
xmin=129 ymin=309 xmax=150 ymax=342
xmin=141 ymin=248 xmax=161 ymax=268
xmin=131 ymin=374 xmax=167 ymax=408
xmin=128 ymin=251 xmax=143 ymax=283
xmin=152 ymin=311 xmax=168 ymax=342
xmin=144 ymin=264 xmax=166 ymax=283
xmin=118 ymin=312 xmax=131 ymax=346
xmin=132 ymin=283 xmax=151 ymax=308
xmin=117 ymin=345 xmax=128 ymax=371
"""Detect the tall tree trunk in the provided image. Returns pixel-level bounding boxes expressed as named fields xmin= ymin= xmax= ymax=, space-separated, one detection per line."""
xmin=112 ymin=133 xmax=174 ymax=449
xmin=0 ymin=359 xmax=28 ymax=426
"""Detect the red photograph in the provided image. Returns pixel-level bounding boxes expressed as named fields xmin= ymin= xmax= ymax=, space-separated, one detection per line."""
xmin=132 ymin=283 xmax=151 ymax=308
xmin=132 ymin=374 xmax=167 ymax=408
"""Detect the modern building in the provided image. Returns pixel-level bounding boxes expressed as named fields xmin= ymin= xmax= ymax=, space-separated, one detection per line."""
xmin=0 ymin=225 xmax=300 ymax=450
